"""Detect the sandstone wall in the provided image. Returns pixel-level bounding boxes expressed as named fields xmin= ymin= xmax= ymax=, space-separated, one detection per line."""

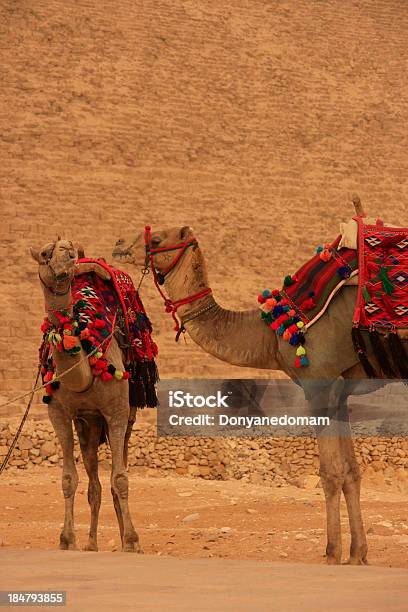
xmin=1 ymin=1 xmax=408 ymax=416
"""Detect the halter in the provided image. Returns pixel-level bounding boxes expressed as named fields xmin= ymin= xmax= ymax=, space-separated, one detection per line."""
xmin=143 ymin=225 xmax=213 ymax=339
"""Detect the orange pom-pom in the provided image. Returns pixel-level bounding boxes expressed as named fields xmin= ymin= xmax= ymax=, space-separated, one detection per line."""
xmin=63 ymin=335 xmax=78 ymax=350
xmin=283 ymin=330 xmax=292 ymax=341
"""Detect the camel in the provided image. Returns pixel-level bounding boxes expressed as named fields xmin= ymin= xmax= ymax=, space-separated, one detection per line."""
xmin=112 ymin=225 xmax=404 ymax=565
xmin=30 ymin=240 xmax=139 ymax=552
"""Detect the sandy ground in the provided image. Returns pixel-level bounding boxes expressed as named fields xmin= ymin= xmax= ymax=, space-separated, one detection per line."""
xmin=1 ymin=467 xmax=408 ymax=569
xmin=2 ymin=549 xmax=408 ymax=612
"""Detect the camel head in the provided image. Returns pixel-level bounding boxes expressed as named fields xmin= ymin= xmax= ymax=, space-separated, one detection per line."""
xmin=30 ymin=239 xmax=78 ymax=293
xmin=112 ymin=226 xmax=210 ymax=300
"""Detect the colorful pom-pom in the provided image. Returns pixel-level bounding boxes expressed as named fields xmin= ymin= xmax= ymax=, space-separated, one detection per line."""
xmin=283 ymin=330 xmax=292 ymax=341
xmin=319 ymin=249 xmax=332 ymax=262
xmin=284 ymin=275 xmax=295 ymax=287
xmin=63 ymin=335 xmax=78 ymax=350
xmin=316 ymin=246 xmax=323 ymax=254
xmin=262 ymin=289 xmax=271 ymax=299
xmin=258 ymin=294 xmax=265 ymax=304
xmin=297 ymin=321 xmax=304 ymax=328
xmin=300 ymin=355 xmax=309 ymax=367
xmin=295 ymin=356 xmax=302 ymax=368
xmin=296 ymin=346 xmax=306 ymax=356
xmin=42 ymin=395 xmax=52 ymax=404
xmin=101 ymin=371 xmax=113 ymax=381
xmin=114 ymin=370 xmax=124 ymax=380
xmin=122 ymin=371 xmax=130 ymax=380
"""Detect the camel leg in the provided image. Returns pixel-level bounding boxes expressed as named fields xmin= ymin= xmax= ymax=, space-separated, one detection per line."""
xmin=317 ymin=435 xmax=344 ymax=564
xmin=77 ymin=417 xmax=103 ymax=552
xmin=341 ymin=436 xmax=368 ymax=565
xmin=123 ymin=408 xmax=136 ymax=467
xmin=310 ymin=382 xmax=346 ymax=564
xmin=106 ymin=407 xmax=140 ymax=553
xmin=48 ymin=403 xmax=78 ymax=550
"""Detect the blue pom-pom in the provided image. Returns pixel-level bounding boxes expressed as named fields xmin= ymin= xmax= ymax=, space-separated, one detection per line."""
xmin=42 ymin=395 xmax=52 ymax=404
xmin=272 ymin=305 xmax=284 ymax=318
xmin=289 ymin=333 xmax=299 ymax=346
xmin=262 ymin=289 xmax=271 ymax=299
xmin=276 ymin=325 xmax=285 ymax=336
xmin=292 ymin=315 xmax=301 ymax=323
xmin=282 ymin=305 xmax=290 ymax=312
xmin=338 ymin=266 xmax=351 ymax=279
xmin=316 ymin=246 xmax=323 ymax=254
xmin=300 ymin=355 xmax=309 ymax=367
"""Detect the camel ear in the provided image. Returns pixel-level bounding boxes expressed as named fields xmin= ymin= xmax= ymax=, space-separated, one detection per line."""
xmin=180 ymin=226 xmax=193 ymax=240
xmin=75 ymin=244 xmax=85 ymax=259
xmin=30 ymin=247 xmax=40 ymax=262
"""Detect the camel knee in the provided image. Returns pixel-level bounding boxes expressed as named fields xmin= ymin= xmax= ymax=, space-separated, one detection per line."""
xmin=112 ymin=472 xmax=129 ymax=499
xmin=62 ymin=473 xmax=78 ymax=498
xmin=320 ymin=471 xmax=343 ymax=497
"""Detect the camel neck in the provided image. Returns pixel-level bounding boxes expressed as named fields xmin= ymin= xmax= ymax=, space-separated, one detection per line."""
xmin=183 ymin=298 xmax=282 ymax=371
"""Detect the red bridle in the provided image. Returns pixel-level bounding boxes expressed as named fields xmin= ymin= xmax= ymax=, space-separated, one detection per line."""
xmin=144 ymin=225 xmax=213 ymax=337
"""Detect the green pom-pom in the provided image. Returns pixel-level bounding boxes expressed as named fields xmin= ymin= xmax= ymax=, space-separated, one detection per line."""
xmin=284 ymin=275 xmax=295 ymax=287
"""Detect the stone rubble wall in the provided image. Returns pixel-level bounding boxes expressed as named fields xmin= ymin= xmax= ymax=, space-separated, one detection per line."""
xmin=1 ymin=419 xmax=407 ymax=484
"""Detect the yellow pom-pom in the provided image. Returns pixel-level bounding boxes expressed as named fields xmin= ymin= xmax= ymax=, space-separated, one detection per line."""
xmin=296 ymin=346 xmax=306 ymax=356
xmin=63 ymin=329 xmax=71 ymax=335
xmin=296 ymin=321 xmax=304 ymax=328
xmin=114 ymin=370 xmax=123 ymax=380
xmin=96 ymin=351 xmax=103 ymax=359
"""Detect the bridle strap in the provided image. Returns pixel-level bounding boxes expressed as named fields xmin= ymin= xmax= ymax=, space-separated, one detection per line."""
xmin=39 ymin=272 xmax=72 ymax=296
xmin=144 ymin=225 xmax=213 ymax=337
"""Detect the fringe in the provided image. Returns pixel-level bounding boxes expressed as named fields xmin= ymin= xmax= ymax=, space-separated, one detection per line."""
xmin=351 ymin=327 xmax=377 ymax=378
xmin=128 ymin=359 xmax=159 ymax=408
xmin=388 ymin=333 xmax=408 ymax=378
xmin=369 ymin=330 xmax=396 ymax=378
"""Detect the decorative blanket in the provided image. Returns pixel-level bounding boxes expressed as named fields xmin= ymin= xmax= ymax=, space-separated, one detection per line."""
xmin=39 ymin=259 xmax=159 ymax=407
xmin=352 ymin=218 xmax=408 ymax=378
xmin=258 ymin=237 xmax=358 ymax=369
xmin=353 ymin=218 xmax=408 ymax=329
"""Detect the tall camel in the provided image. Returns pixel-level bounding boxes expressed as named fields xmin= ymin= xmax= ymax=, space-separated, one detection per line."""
xmin=112 ymin=225 xmax=402 ymax=565
xmin=31 ymin=240 xmax=139 ymax=552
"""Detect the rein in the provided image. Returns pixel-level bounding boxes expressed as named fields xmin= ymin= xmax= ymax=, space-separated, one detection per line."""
xmin=144 ymin=225 xmax=213 ymax=339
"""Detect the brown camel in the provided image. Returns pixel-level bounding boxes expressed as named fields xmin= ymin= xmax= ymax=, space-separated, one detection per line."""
xmin=31 ymin=240 xmax=139 ymax=552
xmin=112 ymin=225 xmax=403 ymax=565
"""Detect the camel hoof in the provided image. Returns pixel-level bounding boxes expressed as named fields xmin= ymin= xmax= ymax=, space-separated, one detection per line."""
xmin=59 ymin=541 xmax=78 ymax=551
xmin=345 ymin=557 xmax=369 ymax=566
xmin=123 ymin=539 xmax=142 ymax=553
xmin=83 ymin=543 xmax=98 ymax=552
xmin=326 ymin=556 xmax=341 ymax=565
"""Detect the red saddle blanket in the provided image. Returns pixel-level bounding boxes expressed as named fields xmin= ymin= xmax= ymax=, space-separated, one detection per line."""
xmin=353 ymin=218 xmax=408 ymax=330
xmin=39 ymin=259 xmax=159 ymax=407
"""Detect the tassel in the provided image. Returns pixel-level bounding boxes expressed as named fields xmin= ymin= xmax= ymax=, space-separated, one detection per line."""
xmin=380 ymin=267 xmax=394 ymax=296
xmin=370 ymin=330 xmax=395 ymax=377
xmin=351 ymin=327 xmax=377 ymax=378
xmin=388 ymin=333 xmax=408 ymax=378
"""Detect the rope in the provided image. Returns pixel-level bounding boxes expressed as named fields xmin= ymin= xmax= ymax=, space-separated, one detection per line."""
xmin=0 ymin=365 xmax=41 ymax=475
xmin=0 ymin=331 xmax=114 ymax=474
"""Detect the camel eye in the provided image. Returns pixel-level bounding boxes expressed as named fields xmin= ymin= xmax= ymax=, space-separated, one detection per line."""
xmin=41 ymin=250 xmax=48 ymax=258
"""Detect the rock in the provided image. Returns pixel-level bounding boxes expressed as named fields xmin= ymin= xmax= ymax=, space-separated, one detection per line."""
xmin=188 ymin=465 xmax=200 ymax=476
xmin=279 ymin=552 xmax=288 ymax=558
xmin=220 ymin=527 xmax=232 ymax=533
xmin=182 ymin=513 xmax=200 ymax=523
xmin=40 ymin=441 xmax=56 ymax=458
xmin=298 ymin=475 xmax=320 ymax=489
xmin=17 ymin=436 xmax=32 ymax=451
xmin=49 ymin=454 xmax=59 ymax=463
xmin=246 ymin=509 xmax=257 ymax=514
xmin=295 ymin=533 xmax=307 ymax=541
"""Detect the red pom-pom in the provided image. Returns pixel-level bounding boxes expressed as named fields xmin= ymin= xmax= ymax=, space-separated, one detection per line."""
xmin=122 ymin=371 xmax=130 ymax=380
xmin=289 ymin=309 xmax=296 ymax=316
xmin=45 ymin=383 xmax=54 ymax=395
xmin=272 ymin=290 xmax=280 ymax=296
xmin=44 ymin=372 xmax=53 ymax=382
xmin=257 ymin=294 xmax=265 ymax=304
xmin=93 ymin=367 xmax=103 ymax=376
xmin=301 ymin=298 xmax=315 ymax=311
xmin=295 ymin=356 xmax=302 ymax=368
xmin=101 ymin=371 xmax=112 ymax=381
xmin=94 ymin=319 xmax=106 ymax=329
